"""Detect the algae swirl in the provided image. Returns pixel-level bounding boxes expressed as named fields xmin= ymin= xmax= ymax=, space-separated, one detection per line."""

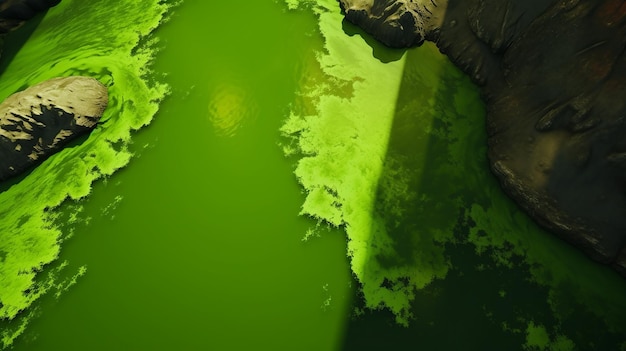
xmin=0 ymin=0 xmax=171 ymax=347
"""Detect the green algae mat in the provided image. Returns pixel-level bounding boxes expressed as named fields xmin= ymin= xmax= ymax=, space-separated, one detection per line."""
xmin=0 ymin=0 xmax=625 ymax=350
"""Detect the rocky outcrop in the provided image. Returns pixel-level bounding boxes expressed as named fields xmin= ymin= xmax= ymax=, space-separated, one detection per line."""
xmin=0 ymin=76 xmax=108 ymax=181
xmin=339 ymin=0 xmax=448 ymax=47
xmin=0 ymin=0 xmax=110 ymax=182
xmin=341 ymin=0 xmax=626 ymax=276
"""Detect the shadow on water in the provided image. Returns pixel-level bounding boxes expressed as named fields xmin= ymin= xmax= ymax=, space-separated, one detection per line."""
xmin=337 ymin=43 xmax=626 ymax=350
xmin=0 ymin=10 xmax=47 ymax=75
xmin=337 ymin=47 xmax=529 ymax=350
xmin=341 ymin=18 xmax=406 ymax=63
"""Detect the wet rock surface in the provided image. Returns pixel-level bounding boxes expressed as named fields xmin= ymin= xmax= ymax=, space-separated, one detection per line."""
xmin=0 ymin=76 xmax=108 ymax=181
xmin=341 ymin=0 xmax=626 ymax=276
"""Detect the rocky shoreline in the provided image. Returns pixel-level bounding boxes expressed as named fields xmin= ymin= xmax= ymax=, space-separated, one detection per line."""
xmin=340 ymin=0 xmax=626 ymax=276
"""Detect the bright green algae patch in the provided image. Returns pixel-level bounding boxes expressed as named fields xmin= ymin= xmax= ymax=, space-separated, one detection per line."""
xmin=284 ymin=0 xmax=626 ymax=348
xmin=4 ymin=1 xmax=354 ymax=349
xmin=282 ymin=0 xmax=454 ymax=324
xmin=0 ymin=0 xmax=170 ymax=347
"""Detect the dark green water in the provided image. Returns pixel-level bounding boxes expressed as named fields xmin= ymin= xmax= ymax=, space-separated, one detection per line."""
xmin=1 ymin=0 xmax=626 ymax=350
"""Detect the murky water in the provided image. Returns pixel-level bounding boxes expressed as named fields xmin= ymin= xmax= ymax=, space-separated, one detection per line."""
xmin=1 ymin=0 xmax=625 ymax=350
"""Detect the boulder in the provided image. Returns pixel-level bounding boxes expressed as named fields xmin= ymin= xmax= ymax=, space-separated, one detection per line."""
xmin=341 ymin=0 xmax=626 ymax=276
xmin=0 ymin=76 xmax=108 ymax=181
xmin=0 ymin=1 xmax=109 ymax=184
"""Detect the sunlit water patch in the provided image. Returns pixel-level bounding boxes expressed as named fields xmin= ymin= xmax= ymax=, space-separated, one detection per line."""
xmin=283 ymin=0 xmax=626 ymax=349
xmin=0 ymin=0 xmax=171 ymax=347
xmin=208 ymin=83 xmax=257 ymax=138
xmin=1 ymin=0 xmax=624 ymax=348
xmin=4 ymin=1 xmax=355 ymax=350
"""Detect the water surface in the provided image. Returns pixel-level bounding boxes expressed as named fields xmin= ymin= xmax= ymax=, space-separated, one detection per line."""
xmin=0 ymin=0 xmax=625 ymax=350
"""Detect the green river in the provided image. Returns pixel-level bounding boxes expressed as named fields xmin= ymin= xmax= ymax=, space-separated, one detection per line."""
xmin=0 ymin=0 xmax=625 ymax=350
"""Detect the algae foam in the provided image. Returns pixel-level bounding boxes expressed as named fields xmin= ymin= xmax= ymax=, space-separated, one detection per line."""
xmin=0 ymin=0 xmax=172 ymax=347
xmin=281 ymin=0 xmax=457 ymax=324
xmin=283 ymin=0 xmax=626 ymax=347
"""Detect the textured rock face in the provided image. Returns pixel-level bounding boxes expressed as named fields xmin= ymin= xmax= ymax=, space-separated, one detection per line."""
xmin=0 ymin=76 xmax=108 ymax=181
xmin=0 ymin=0 xmax=109 ymax=183
xmin=339 ymin=0 xmax=448 ymax=47
xmin=341 ymin=0 xmax=626 ymax=276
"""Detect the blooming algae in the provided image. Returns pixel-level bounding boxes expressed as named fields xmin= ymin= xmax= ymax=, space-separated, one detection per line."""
xmin=0 ymin=0 xmax=170 ymax=347
xmin=0 ymin=0 xmax=624 ymax=348
xmin=283 ymin=0 xmax=626 ymax=348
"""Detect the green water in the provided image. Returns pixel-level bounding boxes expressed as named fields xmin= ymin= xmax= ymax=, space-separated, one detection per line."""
xmin=0 ymin=0 xmax=625 ymax=350
xmin=1 ymin=0 xmax=352 ymax=349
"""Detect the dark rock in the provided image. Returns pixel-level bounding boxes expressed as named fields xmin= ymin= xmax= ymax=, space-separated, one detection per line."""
xmin=0 ymin=76 xmax=108 ymax=181
xmin=615 ymin=248 xmax=626 ymax=276
xmin=0 ymin=0 xmax=61 ymax=34
xmin=341 ymin=0 xmax=626 ymax=276
xmin=338 ymin=0 xmax=447 ymax=47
